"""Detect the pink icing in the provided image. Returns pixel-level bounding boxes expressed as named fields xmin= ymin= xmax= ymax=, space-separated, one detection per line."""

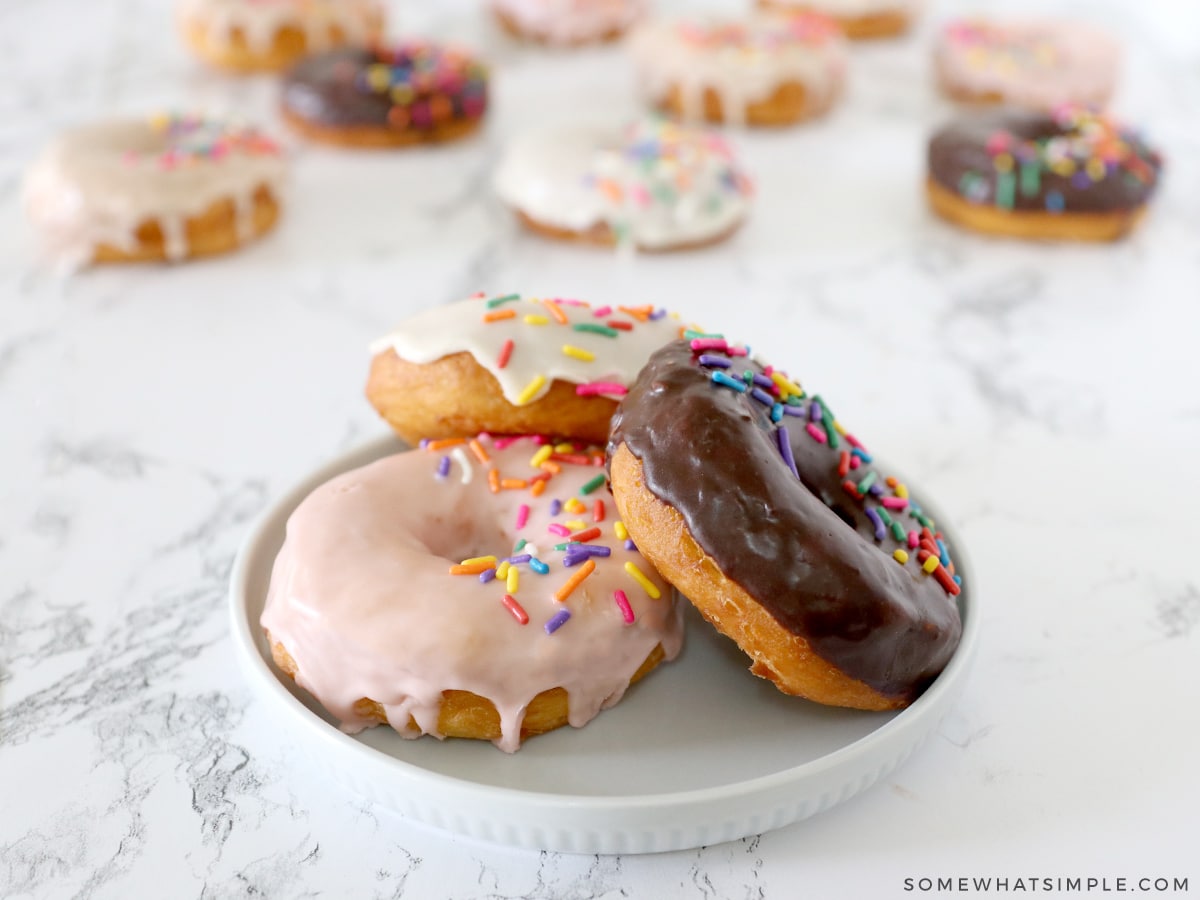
xmin=935 ymin=18 xmax=1120 ymax=111
xmin=261 ymin=435 xmax=684 ymax=753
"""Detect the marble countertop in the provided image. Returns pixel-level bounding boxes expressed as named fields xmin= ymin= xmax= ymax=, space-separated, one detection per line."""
xmin=3 ymin=0 xmax=1199 ymax=897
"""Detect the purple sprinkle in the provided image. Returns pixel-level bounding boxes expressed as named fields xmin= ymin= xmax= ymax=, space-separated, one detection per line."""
xmin=809 ymin=400 xmax=823 ymax=423
xmin=750 ymin=387 xmax=774 ymax=407
xmin=697 ymin=354 xmax=732 ymax=369
xmin=549 ymin=499 xmax=562 ymax=516
xmin=624 ymin=538 xmax=637 ymax=551
xmin=506 ymin=553 xmax=531 ymax=565
xmin=479 ymin=568 xmax=497 ymax=584
xmin=649 ymin=308 xmax=668 ymax=320
xmin=562 ymin=552 xmax=590 ymax=567
xmin=574 ymin=544 xmax=611 ymax=558
xmin=782 ymin=404 xmax=805 ymax=417
xmin=865 ymin=507 xmax=886 ymax=541
xmin=869 ymin=482 xmax=885 ymax=497
xmin=436 ymin=455 xmax=451 ymax=478
xmin=751 ymin=373 xmax=774 ymax=390
xmin=544 ymin=609 xmax=571 ymax=635
xmin=420 ymin=438 xmax=431 ymax=449
xmin=775 ymin=425 xmax=800 ymax=479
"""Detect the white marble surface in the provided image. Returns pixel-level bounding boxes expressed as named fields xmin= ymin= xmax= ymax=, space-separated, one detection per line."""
xmin=3 ymin=0 xmax=1200 ymax=897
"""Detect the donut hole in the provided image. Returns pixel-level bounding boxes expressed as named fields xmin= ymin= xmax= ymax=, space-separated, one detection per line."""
xmin=417 ymin=511 xmax=511 ymax=566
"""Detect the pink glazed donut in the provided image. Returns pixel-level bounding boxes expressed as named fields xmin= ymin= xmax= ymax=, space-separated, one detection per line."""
xmin=935 ymin=18 xmax=1120 ymax=111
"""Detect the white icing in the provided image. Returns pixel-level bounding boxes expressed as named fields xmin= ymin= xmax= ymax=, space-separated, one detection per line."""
xmin=370 ymin=294 xmax=687 ymax=406
xmin=628 ymin=15 xmax=848 ymax=126
xmin=23 ymin=116 xmax=286 ymax=267
xmin=178 ymin=0 xmax=382 ymax=54
xmin=490 ymin=0 xmax=646 ymax=44
xmin=935 ymin=18 xmax=1120 ymax=111
xmin=261 ymin=438 xmax=685 ymax=753
xmin=765 ymin=0 xmax=919 ymax=19
xmin=493 ymin=118 xmax=753 ymax=250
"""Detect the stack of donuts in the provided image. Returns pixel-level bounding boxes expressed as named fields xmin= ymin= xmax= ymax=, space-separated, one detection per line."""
xmin=261 ymin=293 xmax=964 ymax=751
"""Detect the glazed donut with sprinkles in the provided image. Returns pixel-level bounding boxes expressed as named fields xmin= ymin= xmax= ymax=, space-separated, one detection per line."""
xmin=607 ymin=338 xmax=963 ymax=711
xmin=282 ymin=42 xmax=488 ymax=147
xmin=366 ymin=292 xmax=690 ymax=445
xmin=927 ymin=105 xmax=1163 ymax=242
xmin=261 ymin=432 xmax=683 ymax=752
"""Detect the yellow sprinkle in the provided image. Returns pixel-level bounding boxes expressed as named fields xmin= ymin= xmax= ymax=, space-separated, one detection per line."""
xmin=554 ymin=442 xmax=574 ymax=453
xmin=1086 ymin=158 xmax=1107 ymax=181
xmin=506 ymin=566 xmax=519 ymax=593
xmin=562 ymin=345 xmax=596 ymax=362
xmin=624 ymin=561 xmax=661 ymax=599
xmin=366 ymin=64 xmax=391 ymax=92
xmin=895 ymin=483 xmax=909 ymax=499
xmin=516 ymin=374 xmax=547 ymax=406
xmin=563 ymin=498 xmax=586 ymax=514
xmin=564 ymin=519 xmax=586 ymax=531
xmin=524 ymin=314 xmax=549 ymax=325
xmin=893 ymin=549 xmax=909 ymax=564
xmin=770 ymin=371 xmax=803 ymax=400
xmin=497 ymin=561 xmax=511 ymax=578
xmin=922 ymin=556 xmax=940 ymax=574
xmin=832 ymin=420 xmax=847 ymax=436
xmin=530 ymin=445 xmax=553 ymax=468
xmin=614 ymin=521 xmax=629 ymax=541
xmin=993 ymin=152 xmax=1014 ymax=173
xmin=460 ymin=555 xmax=497 ymax=567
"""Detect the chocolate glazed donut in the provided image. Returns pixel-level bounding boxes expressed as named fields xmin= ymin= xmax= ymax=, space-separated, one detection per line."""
xmin=607 ymin=339 xmax=962 ymax=709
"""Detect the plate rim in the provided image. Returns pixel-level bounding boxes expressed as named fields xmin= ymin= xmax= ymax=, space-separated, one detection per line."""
xmin=229 ymin=432 xmax=981 ymax=840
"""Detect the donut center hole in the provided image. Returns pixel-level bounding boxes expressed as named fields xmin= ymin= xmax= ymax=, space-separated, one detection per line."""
xmin=419 ymin=511 xmax=512 ymax=565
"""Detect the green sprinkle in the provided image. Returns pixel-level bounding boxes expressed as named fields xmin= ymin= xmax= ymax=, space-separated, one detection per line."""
xmin=995 ymin=171 xmax=1016 ymax=210
xmin=1019 ymin=162 xmax=1041 ymax=197
xmin=890 ymin=521 xmax=906 ymax=542
xmin=912 ymin=511 xmax=934 ymax=528
xmin=857 ymin=471 xmax=878 ymax=495
xmin=580 ymin=474 xmax=607 ymax=496
xmin=573 ymin=323 xmax=619 ymax=338
xmin=486 ymin=293 xmax=520 ymax=308
xmin=814 ymin=397 xmax=838 ymax=451
xmin=683 ymin=330 xmax=724 ymax=340
xmin=513 ymin=538 xmax=527 ymax=552
xmin=876 ymin=507 xmax=894 ymax=527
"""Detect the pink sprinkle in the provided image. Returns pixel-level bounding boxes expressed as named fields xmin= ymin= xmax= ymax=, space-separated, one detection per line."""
xmin=516 ymin=504 xmax=530 ymax=529
xmin=497 ymin=338 xmax=514 ymax=370
xmin=576 ymin=382 xmax=628 ymax=397
xmin=548 ymin=523 xmax=570 ymax=536
xmin=491 ymin=436 xmax=518 ymax=450
xmin=555 ymin=297 xmax=589 ymax=307
xmin=690 ymin=338 xmax=728 ymax=352
xmin=849 ymin=455 xmax=862 ymax=470
xmin=881 ymin=496 xmax=908 ymax=511
xmin=907 ymin=530 xmax=920 ymax=549
xmin=805 ymin=422 xmax=827 ymax=444
xmin=593 ymin=305 xmax=613 ymax=317
xmin=532 ymin=434 xmax=550 ymax=445
xmin=727 ymin=345 xmax=749 ymax=357
xmin=843 ymin=432 xmax=864 ymax=450
xmin=613 ymin=589 xmax=635 ymax=624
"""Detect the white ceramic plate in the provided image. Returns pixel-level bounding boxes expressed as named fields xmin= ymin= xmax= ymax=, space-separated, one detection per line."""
xmin=229 ymin=434 xmax=980 ymax=854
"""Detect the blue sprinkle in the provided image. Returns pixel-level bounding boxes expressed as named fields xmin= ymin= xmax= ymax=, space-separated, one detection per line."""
xmin=936 ymin=539 xmax=950 ymax=567
xmin=851 ymin=447 xmax=873 ymax=463
xmin=697 ymin=354 xmax=731 ymax=369
xmin=479 ymin=568 xmax=496 ymax=584
xmin=1046 ymin=190 xmax=1065 ymax=213
xmin=770 ymin=403 xmax=784 ymax=423
xmin=953 ymin=574 xmax=962 ymax=585
xmin=711 ymin=370 xmax=748 ymax=393
xmin=529 ymin=558 xmax=549 ymax=575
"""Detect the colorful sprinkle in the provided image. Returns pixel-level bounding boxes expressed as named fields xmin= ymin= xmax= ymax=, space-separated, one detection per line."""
xmin=516 ymin=374 xmax=547 ymax=406
xmin=544 ymin=608 xmax=571 ymax=634
xmin=580 ymin=474 xmax=607 ymax=495
xmin=624 ymin=561 xmax=661 ymax=599
xmin=503 ymin=594 xmax=529 ymax=625
xmin=555 ymin=558 xmax=596 ymax=602
xmin=613 ymin=589 xmax=635 ymax=624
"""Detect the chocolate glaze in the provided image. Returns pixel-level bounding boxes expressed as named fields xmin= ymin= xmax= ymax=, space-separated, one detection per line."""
xmin=607 ymin=340 xmax=962 ymax=701
xmin=928 ymin=109 xmax=1162 ymax=214
xmin=282 ymin=46 xmax=487 ymax=130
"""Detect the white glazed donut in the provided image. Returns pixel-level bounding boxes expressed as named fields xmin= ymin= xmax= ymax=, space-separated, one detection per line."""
xmin=758 ymin=0 xmax=920 ymax=40
xmin=629 ymin=14 xmax=848 ymax=126
xmin=490 ymin=0 xmax=646 ymax=45
xmin=23 ymin=114 xmax=286 ymax=267
xmin=494 ymin=117 xmax=754 ymax=251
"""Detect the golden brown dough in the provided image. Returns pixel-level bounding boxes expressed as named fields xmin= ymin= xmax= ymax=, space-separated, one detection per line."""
xmin=181 ymin=16 xmax=383 ymax=73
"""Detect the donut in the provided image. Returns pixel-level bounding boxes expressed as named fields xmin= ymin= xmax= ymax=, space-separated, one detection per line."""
xmin=606 ymin=338 xmax=963 ymax=711
xmin=261 ymin=434 xmax=683 ymax=752
xmin=629 ymin=14 xmax=847 ymax=127
xmin=493 ymin=116 xmax=754 ymax=252
xmin=757 ymin=0 xmax=918 ymax=40
xmin=366 ymin=292 xmax=687 ymax=445
xmin=23 ymin=114 xmax=285 ymax=267
xmin=178 ymin=0 xmax=384 ymax=73
xmin=281 ymin=43 xmax=488 ymax=148
xmin=934 ymin=18 xmax=1119 ymax=111
xmin=927 ymin=105 xmax=1163 ymax=242
xmin=491 ymin=0 xmax=646 ymax=46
